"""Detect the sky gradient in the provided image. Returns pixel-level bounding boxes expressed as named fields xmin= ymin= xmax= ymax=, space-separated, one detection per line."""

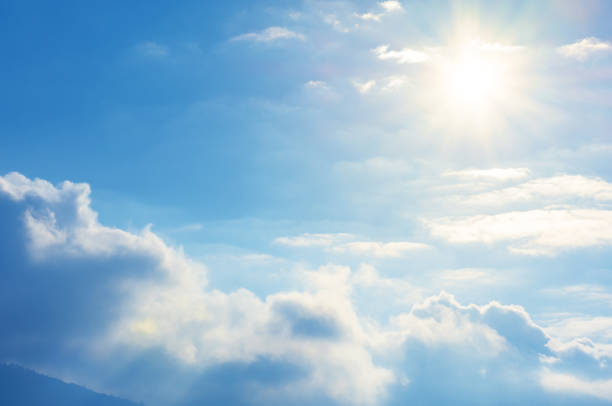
xmin=2 ymin=1 xmax=612 ymax=405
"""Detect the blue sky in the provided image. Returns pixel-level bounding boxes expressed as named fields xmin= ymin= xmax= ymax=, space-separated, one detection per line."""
xmin=2 ymin=1 xmax=612 ymax=405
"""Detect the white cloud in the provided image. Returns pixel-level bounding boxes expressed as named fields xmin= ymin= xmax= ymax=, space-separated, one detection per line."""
xmin=438 ymin=268 xmax=494 ymax=283
xmin=429 ymin=172 xmax=612 ymax=255
xmin=373 ymin=45 xmax=429 ymax=64
xmin=542 ymin=284 xmax=612 ymax=305
xmin=541 ymin=369 xmax=612 ymax=401
xmin=443 ymin=168 xmax=530 ymax=181
xmin=391 ymin=291 xmax=549 ymax=357
xmin=233 ymin=26 xmax=305 ymax=42
xmin=0 ymin=171 xmax=66 ymax=201
xmin=425 ymin=208 xmax=612 ymax=255
xmin=348 ymin=76 xmax=409 ymax=94
xmin=3 ymin=172 xmax=612 ymax=405
xmin=274 ymin=233 xmax=353 ymax=247
xmin=0 ymin=172 xmax=391 ymax=405
xmin=379 ymin=1 xmax=402 ymax=12
xmin=543 ymin=313 xmax=612 ymax=343
xmin=275 ymin=233 xmax=428 ymax=258
xmin=304 ymin=80 xmax=329 ymax=90
xmin=355 ymin=12 xmax=381 ymax=22
xmin=353 ymin=80 xmax=376 ymax=94
xmin=558 ymin=37 xmax=612 ymax=60
xmin=329 ymin=241 xmax=429 ymax=258
xmin=460 ymin=175 xmax=612 ymax=207
xmin=355 ymin=1 xmax=403 ymax=22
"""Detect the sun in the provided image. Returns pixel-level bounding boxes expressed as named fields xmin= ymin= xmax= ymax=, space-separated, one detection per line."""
xmin=421 ymin=37 xmax=528 ymax=134
xmin=443 ymin=49 xmax=503 ymax=111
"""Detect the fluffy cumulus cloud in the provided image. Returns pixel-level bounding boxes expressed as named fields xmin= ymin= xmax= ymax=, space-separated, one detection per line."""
xmin=1 ymin=172 xmax=612 ymax=406
xmin=558 ymin=37 xmax=612 ymax=60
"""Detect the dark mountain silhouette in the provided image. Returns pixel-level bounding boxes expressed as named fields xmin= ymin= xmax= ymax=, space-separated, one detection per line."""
xmin=0 ymin=364 xmax=142 ymax=406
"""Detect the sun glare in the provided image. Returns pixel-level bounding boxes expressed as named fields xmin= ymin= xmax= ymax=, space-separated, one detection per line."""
xmin=424 ymin=37 xmax=527 ymax=133
xmin=443 ymin=50 xmax=503 ymax=110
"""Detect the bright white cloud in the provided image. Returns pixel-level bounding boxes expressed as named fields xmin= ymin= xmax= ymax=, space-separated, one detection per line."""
xmin=460 ymin=175 xmax=612 ymax=207
xmin=425 ymin=208 xmax=612 ymax=255
xmin=379 ymin=1 xmax=403 ymax=12
xmin=428 ymin=172 xmax=612 ymax=254
xmin=373 ymin=45 xmax=429 ymax=64
xmin=233 ymin=26 xmax=305 ymax=42
xmin=558 ymin=37 xmax=612 ymax=60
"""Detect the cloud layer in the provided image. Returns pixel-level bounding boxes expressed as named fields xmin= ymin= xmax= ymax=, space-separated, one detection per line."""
xmin=1 ymin=172 xmax=612 ymax=405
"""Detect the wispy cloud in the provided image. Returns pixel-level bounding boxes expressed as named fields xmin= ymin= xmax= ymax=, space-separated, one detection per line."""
xmin=443 ymin=168 xmax=530 ymax=181
xmin=304 ymin=80 xmax=329 ymax=90
xmin=323 ymin=14 xmax=349 ymax=33
xmin=167 ymin=223 xmax=203 ymax=233
xmin=275 ymin=233 xmax=428 ymax=258
xmin=137 ymin=41 xmax=169 ymax=57
xmin=355 ymin=12 xmax=381 ymax=22
xmin=541 ymin=370 xmax=612 ymax=402
xmin=470 ymin=39 xmax=524 ymax=53
xmin=459 ymin=175 xmax=612 ymax=207
xmin=274 ymin=233 xmax=353 ymax=247
xmin=373 ymin=45 xmax=429 ymax=64
xmin=232 ymin=26 xmax=305 ymax=42
xmin=558 ymin=37 xmax=612 ymax=60
xmin=334 ymin=157 xmax=412 ymax=178
xmin=381 ymin=75 xmax=409 ymax=91
xmin=425 ymin=208 xmax=612 ymax=255
xmin=329 ymin=241 xmax=429 ymax=258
